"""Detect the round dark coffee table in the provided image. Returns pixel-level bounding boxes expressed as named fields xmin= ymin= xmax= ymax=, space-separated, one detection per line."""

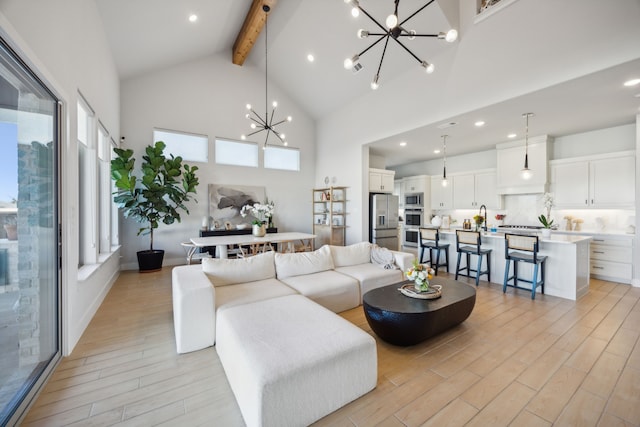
xmin=362 ymin=277 xmax=476 ymax=346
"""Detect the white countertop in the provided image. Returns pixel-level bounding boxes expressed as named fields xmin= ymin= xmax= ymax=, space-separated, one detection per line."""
xmin=438 ymin=228 xmax=592 ymax=244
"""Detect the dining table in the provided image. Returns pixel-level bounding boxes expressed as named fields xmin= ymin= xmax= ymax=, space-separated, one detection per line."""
xmin=189 ymin=232 xmax=316 ymax=260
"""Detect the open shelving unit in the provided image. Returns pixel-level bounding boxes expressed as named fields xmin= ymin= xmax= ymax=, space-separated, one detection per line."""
xmin=312 ymin=186 xmax=347 ymax=246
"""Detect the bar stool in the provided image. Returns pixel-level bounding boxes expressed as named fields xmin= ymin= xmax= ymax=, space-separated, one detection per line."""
xmin=455 ymin=230 xmax=492 ymax=286
xmin=503 ymin=233 xmax=546 ymax=300
xmin=418 ymin=227 xmax=449 ymax=275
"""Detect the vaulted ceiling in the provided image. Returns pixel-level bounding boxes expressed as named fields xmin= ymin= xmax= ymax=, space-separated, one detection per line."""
xmin=95 ymin=0 xmax=640 ymax=167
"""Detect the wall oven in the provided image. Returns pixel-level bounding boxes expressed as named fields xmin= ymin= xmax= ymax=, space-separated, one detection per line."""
xmin=404 ymin=209 xmax=424 ymax=227
xmin=403 ymin=227 xmax=419 ymax=247
xmin=404 ymin=192 xmax=423 ymax=208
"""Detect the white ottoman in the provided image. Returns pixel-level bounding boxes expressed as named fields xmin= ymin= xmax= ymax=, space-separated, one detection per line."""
xmin=216 ymin=294 xmax=377 ymax=427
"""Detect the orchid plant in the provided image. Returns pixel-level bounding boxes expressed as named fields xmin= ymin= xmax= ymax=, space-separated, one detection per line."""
xmin=240 ymin=201 xmax=274 ymax=225
xmin=539 ymin=192 xmax=555 ymax=229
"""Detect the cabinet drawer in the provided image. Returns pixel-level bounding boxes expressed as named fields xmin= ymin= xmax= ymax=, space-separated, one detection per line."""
xmin=590 ymin=260 xmax=632 ymax=280
xmin=590 ymin=237 xmax=633 ymax=248
xmin=591 ymin=245 xmax=632 ymax=263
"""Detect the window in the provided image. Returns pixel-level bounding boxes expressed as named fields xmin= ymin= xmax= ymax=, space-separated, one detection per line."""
xmin=0 ymin=35 xmax=61 ymax=426
xmin=264 ymin=146 xmax=300 ymax=171
xmin=77 ymin=96 xmax=96 ymax=266
xmin=153 ymin=128 xmax=208 ymax=163
xmin=98 ymin=123 xmax=112 ymax=254
xmin=215 ymin=138 xmax=258 ymax=167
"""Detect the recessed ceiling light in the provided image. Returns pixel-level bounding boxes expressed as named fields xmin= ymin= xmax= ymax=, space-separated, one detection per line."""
xmin=307 ymin=54 xmax=315 ymax=62
xmin=508 ymin=133 xmax=517 ymax=138
xmin=475 ymin=121 xmax=485 ymax=127
xmin=433 ymin=149 xmax=440 ymax=154
xmin=399 ymin=141 xmax=407 ymax=147
xmin=437 ymin=121 xmax=457 ymax=129
xmin=188 ymin=14 xmax=198 ymax=22
xmin=623 ymin=78 xmax=640 ymax=87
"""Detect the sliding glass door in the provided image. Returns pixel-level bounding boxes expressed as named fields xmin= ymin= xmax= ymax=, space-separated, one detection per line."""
xmin=0 ymin=37 xmax=61 ymax=426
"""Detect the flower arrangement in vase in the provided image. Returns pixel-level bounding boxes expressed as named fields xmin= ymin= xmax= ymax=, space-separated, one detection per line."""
xmin=538 ymin=192 xmax=554 ymax=237
xmin=241 ymin=201 xmax=275 ymax=237
xmin=472 ymin=215 xmax=484 ymax=232
xmin=494 ymin=214 xmax=506 ymax=226
xmin=405 ymin=259 xmax=435 ymax=292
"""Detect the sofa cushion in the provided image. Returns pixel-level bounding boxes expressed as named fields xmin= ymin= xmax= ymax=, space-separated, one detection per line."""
xmin=215 ymin=278 xmax=297 ymax=314
xmin=279 ymin=270 xmax=360 ymax=313
xmin=335 ymin=264 xmax=405 ymax=301
xmin=274 ymin=244 xmax=334 ymax=279
xmin=329 ymin=242 xmax=372 ymax=267
xmin=202 ymin=251 xmax=275 ymax=286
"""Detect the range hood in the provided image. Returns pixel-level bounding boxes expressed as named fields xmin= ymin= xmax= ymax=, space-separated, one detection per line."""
xmin=496 ymin=135 xmax=552 ymax=195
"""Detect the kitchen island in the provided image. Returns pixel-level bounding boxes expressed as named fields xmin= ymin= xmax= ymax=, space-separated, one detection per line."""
xmin=434 ymin=229 xmax=591 ymax=300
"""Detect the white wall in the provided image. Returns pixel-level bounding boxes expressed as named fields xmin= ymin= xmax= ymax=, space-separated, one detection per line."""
xmin=119 ymin=54 xmax=316 ymax=269
xmin=0 ymin=0 xmax=121 ymax=354
xmin=316 ymin=0 xmax=640 ymax=244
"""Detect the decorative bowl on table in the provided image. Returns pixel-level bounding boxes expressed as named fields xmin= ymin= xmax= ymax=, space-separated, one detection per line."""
xmin=236 ymin=224 xmax=249 ymax=230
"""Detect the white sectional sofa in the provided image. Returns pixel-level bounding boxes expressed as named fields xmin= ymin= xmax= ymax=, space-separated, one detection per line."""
xmin=171 ymin=242 xmax=413 ymax=427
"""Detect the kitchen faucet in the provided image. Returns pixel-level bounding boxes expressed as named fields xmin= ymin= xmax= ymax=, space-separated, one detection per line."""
xmin=479 ymin=204 xmax=487 ymax=232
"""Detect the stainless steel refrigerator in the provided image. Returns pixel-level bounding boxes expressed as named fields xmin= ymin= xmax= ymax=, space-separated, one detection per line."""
xmin=370 ymin=193 xmax=399 ymax=250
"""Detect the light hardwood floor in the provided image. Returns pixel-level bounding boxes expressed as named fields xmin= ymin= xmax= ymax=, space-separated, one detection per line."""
xmin=21 ymin=267 xmax=640 ymax=426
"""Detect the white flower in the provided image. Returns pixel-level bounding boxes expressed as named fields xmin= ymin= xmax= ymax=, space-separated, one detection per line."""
xmin=240 ymin=202 xmax=274 ymax=224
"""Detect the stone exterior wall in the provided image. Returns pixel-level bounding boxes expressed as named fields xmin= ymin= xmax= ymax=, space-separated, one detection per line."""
xmin=16 ymin=141 xmax=55 ymax=367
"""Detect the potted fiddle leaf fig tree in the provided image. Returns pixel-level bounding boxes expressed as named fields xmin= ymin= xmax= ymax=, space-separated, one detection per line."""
xmin=111 ymin=141 xmax=199 ymax=272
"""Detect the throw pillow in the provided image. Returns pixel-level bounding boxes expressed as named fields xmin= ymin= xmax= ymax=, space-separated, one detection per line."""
xmin=202 ymin=251 xmax=276 ymax=286
xmin=329 ymin=241 xmax=372 ymax=267
xmin=274 ymin=244 xmax=335 ymax=279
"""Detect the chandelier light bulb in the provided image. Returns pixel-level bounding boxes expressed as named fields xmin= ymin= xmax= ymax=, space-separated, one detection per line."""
xmin=442 ymin=177 xmax=448 ymax=187
xmin=279 ymin=133 xmax=285 ymax=139
xmin=371 ymin=75 xmax=379 ymax=90
xmin=241 ymin=135 xmax=246 ymax=140
xmin=246 ymin=104 xmax=252 ymax=110
xmin=445 ymin=29 xmax=458 ymax=42
xmin=283 ymin=142 xmax=288 ymax=146
xmin=245 ymin=113 xmax=250 ymax=119
xmin=344 ymin=55 xmax=358 ymax=70
xmin=287 ymin=116 xmax=292 ymax=122
xmin=386 ymin=13 xmax=398 ymax=28
xmin=272 ymin=101 xmax=278 ymax=108
xmin=250 ymin=123 xmax=256 ymax=129
xmin=357 ymin=29 xmax=369 ymax=39
xmin=422 ymin=61 xmax=435 ymax=74
xmin=351 ymin=7 xmax=359 ymax=17
xmin=521 ymin=168 xmax=532 ymax=180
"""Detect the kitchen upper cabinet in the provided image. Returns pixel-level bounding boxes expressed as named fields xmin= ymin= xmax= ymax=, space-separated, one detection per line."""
xmin=496 ymin=136 xmax=551 ymax=194
xmin=550 ymin=151 xmax=635 ymax=208
xmin=431 ymin=177 xmax=453 ymax=209
xmin=394 ymin=179 xmax=404 ymax=208
xmin=453 ymin=170 xmax=502 ymax=209
xmin=403 ymin=175 xmax=428 ymax=193
xmin=369 ymin=168 xmax=395 ymax=193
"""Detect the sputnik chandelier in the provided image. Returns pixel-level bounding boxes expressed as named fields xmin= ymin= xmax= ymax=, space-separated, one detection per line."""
xmin=343 ymin=0 xmax=458 ymax=90
xmin=241 ymin=5 xmax=291 ymax=148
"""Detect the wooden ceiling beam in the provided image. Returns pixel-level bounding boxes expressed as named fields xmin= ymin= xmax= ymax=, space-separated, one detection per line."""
xmin=232 ymin=0 xmax=277 ymax=66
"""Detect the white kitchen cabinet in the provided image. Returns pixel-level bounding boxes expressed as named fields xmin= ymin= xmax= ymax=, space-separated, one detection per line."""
xmin=369 ymin=168 xmax=395 ymax=193
xmin=452 ymin=170 xmax=502 ymax=209
xmin=550 ymin=151 xmax=635 ymax=208
xmin=394 ymin=179 xmax=404 ymax=208
xmin=403 ymin=175 xmax=428 ymax=193
xmin=431 ymin=177 xmax=453 ymax=209
xmin=496 ymin=136 xmax=550 ymax=194
xmin=590 ymin=236 xmax=633 ymax=284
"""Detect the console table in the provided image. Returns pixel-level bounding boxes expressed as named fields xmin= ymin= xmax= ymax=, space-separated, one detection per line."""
xmin=191 ymin=231 xmax=315 ymax=259
xmin=198 ymin=228 xmax=277 ymax=258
